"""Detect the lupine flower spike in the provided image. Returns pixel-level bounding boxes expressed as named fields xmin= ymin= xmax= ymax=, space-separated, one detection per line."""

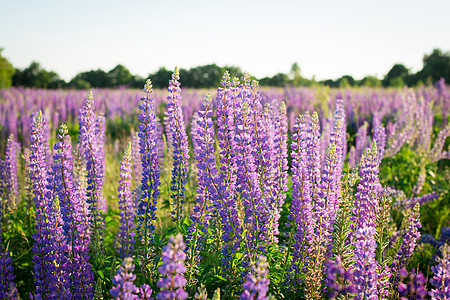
xmin=110 ymin=257 xmax=154 ymax=300
xmin=157 ymin=234 xmax=188 ymax=300
xmin=398 ymin=268 xmax=428 ymax=300
xmin=117 ymin=142 xmax=136 ymax=258
xmin=429 ymin=243 xmax=450 ymax=300
xmin=241 ymin=256 xmax=270 ymax=300
xmin=137 ymin=79 xmax=160 ymax=259
xmin=79 ymin=91 xmax=105 ymax=253
xmin=165 ymin=67 xmax=190 ymax=232
xmin=53 ymin=123 xmax=94 ymax=298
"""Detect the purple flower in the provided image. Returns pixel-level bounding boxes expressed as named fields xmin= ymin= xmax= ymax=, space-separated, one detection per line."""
xmin=165 ymin=67 xmax=190 ymax=232
xmin=266 ymin=101 xmax=289 ymax=244
xmin=355 ymin=121 xmax=370 ymax=163
xmin=0 ymin=160 xmax=7 ymax=211
xmin=351 ymin=141 xmax=381 ymax=231
xmin=4 ymin=134 xmax=20 ymax=209
xmin=233 ymin=76 xmax=269 ymax=259
xmin=308 ymin=112 xmax=322 ymax=205
xmin=324 ymin=256 xmax=356 ymax=299
xmin=419 ymin=234 xmax=438 ymax=247
xmin=156 ymin=234 xmax=188 ymax=300
xmin=42 ymin=111 xmax=52 ymax=169
xmin=137 ymin=79 xmax=160 ymax=259
xmin=0 ymin=205 xmax=17 ymax=300
xmin=372 ymin=112 xmax=386 ymax=162
xmin=429 ymin=243 xmax=450 ymax=300
xmin=352 ymin=226 xmax=378 ymax=300
xmin=0 ymin=251 xmax=17 ymax=300
xmin=132 ymin=132 xmax=142 ymax=185
xmin=395 ymin=192 xmax=440 ymax=209
xmin=391 ymin=204 xmax=421 ymax=285
xmin=139 ymin=284 xmax=154 ymax=300
xmin=289 ymin=114 xmax=313 ymax=281
xmin=29 ymin=111 xmax=54 ymax=298
xmin=78 ymin=92 xmax=105 ymax=253
xmin=398 ymin=268 xmax=428 ymax=300
xmin=315 ymin=99 xmax=346 ymax=253
xmin=110 ymin=257 xmax=140 ymax=300
xmin=437 ymin=227 xmax=450 ymax=248
xmin=117 ymin=142 xmax=136 ymax=258
xmin=214 ymin=71 xmax=241 ymax=268
xmin=377 ymin=264 xmax=392 ymax=298
xmin=95 ymin=114 xmax=106 ymax=179
xmin=53 ymin=124 xmax=94 ymax=298
xmin=245 ymin=80 xmax=274 ymax=245
xmin=348 ymin=146 xmax=357 ymax=169
xmin=29 ymin=111 xmax=71 ymax=299
xmin=186 ymin=94 xmax=215 ymax=274
xmin=241 ymin=256 xmax=270 ymax=300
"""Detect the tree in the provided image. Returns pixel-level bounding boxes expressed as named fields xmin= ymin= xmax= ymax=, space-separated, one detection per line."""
xmin=382 ymin=64 xmax=409 ymax=87
xmin=338 ymin=75 xmax=355 ymax=87
xmin=359 ymin=75 xmax=381 ymax=87
xmin=259 ymin=73 xmax=289 ymax=87
xmin=72 ymin=69 xmax=110 ymax=88
xmin=129 ymin=75 xmax=145 ymax=89
xmin=150 ymin=67 xmax=173 ymax=89
xmin=290 ymin=62 xmax=301 ymax=78
xmin=321 ymin=79 xmax=338 ymax=88
xmin=389 ymin=76 xmax=405 ymax=88
xmin=108 ymin=64 xmax=133 ymax=87
xmin=68 ymin=77 xmax=91 ymax=89
xmin=13 ymin=61 xmax=64 ymax=88
xmin=149 ymin=64 xmax=243 ymax=89
xmin=180 ymin=64 xmax=222 ymax=88
xmin=0 ymin=48 xmax=15 ymax=88
xmin=417 ymin=48 xmax=450 ymax=84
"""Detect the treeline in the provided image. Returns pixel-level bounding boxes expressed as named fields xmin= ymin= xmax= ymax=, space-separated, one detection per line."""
xmin=0 ymin=48 xmax=449 ymax=89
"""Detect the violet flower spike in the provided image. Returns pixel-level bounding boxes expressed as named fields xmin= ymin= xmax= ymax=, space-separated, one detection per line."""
xmin=165 ymin=67 xmax=190 ymax=232
xmin=289 ymin=114 xmax=313 ymax=281
xmin=352 ymin=226 xmax=378 ymax=300
xmin=110 ymin=257 xmax=140 ymax=300
xmin=0 ymin=250 xmax=18 ymax=300
xmin=132 ymin=132 xmax=142 ymax=185
xmin=240 ymin=256 xmax=270 ymax=300
xmin=117 ymin=142 xmax=136 ymax=258
xmin=156 ymin=234 xmax=188 ymax=300
xmin=266 ymin=101 xmax=288 ymax=244
xmin=137 ymin=79 xmax=160 ymax=259
xmin=0 ymin=201 xmax=17 ymax=300
xmin=234 ymin=96 xmax=268 ymax=259
xmin=398 ymin=268 xmax=428 ymax=300
xmin=29 ymin=110 xmax=57 ymax=299
xmin=308 ymin=111 xmax=322 ymax=204
xmin=351 ymin=141 xmax=380 ymax=232
xmin=429 ymin=243 xmax=450 ymax=300
xmin=186 ymin=94 xmax=215 ymax=274
xmin=215 ymin=71 xmax=241 ymax=268
xmin=53 ymin=124 xmax=94 ymax=298
xmin=4 ymin=135 xmax=19 ymax=210
xmin=391 ymin=203 xmax=421 ymax=285
xmin=78 ymin=91 xmax=105 ymax=253
xmin=315 ymin=100 xmax=346 ymax=254
xmin=324 ymin=256 xmax=356 ymax=299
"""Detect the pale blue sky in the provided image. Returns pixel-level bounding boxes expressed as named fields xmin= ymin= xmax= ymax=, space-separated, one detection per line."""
xmin=1 ymin=0 xmax=449 ymax=81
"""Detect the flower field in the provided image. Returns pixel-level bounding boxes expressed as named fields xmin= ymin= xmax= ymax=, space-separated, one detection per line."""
xmin=0 ymin=69 xmax=449 ymax=299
